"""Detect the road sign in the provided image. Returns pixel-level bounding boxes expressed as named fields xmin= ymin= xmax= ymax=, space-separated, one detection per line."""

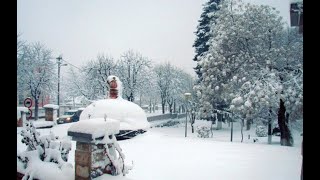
xmin=27 ymin=109 xmax=32 ymax=120
xmin=24 ymin=97 xmax=33 ymax=108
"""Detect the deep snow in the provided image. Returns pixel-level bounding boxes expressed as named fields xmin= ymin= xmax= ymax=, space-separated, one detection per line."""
xmin=17 ymin=118 xmax=303 ymax=180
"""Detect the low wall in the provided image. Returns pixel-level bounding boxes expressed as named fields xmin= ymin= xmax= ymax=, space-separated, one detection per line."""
xmin=147 ymin=113 xmax=186 ymax=122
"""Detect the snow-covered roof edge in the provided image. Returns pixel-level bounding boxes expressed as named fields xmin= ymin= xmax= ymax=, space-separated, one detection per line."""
xmin=17 ymin=107 xmax=29 ymax=112
xmin=43 ymin=104 xmax=59 ymax=109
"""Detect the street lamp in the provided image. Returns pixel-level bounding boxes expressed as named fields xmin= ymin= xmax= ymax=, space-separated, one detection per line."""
xmin=56 ymin=56 xmax=68 ymax=117
xmin=184 ymin=93 xmax=192 ymax=137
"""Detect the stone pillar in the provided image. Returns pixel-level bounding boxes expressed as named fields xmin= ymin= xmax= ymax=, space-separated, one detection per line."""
xmin=44 ymin=107 xmax=53 ymax=121
xmin=75 ymin=141 xmax=92 ymax=180
xmin=68 ymin=131 xmax=118 ymax=179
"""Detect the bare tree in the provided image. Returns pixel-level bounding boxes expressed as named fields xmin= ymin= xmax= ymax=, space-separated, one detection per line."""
xmin=17 ymin=42 xmax=56 ymax=120
xmin=154 ymin=63 xmax=174 ymax=114
xmin=116 ymin=50 xmax=151 ymax=102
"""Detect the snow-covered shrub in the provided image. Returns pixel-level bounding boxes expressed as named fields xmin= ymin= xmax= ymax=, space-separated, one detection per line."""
xmin=17 ymin=121 xmax=73 ymax=179
xmin=255 ymin=125 xmax=267 ymax=137
xmin=93 ymin=132 xmax=133 ymax=177
xmin=196 ymin=125 xmax=211 ymax=138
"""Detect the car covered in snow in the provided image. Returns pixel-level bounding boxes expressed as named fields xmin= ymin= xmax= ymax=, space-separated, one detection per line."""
xmin=57 ymin=108 xmax=84 ymax=124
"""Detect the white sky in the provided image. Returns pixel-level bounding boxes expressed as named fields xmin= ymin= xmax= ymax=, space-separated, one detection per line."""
xmin=17 ymin=0 xmax=291 ymax=77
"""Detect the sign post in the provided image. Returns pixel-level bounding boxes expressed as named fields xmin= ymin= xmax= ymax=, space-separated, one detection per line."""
xmin=24 ymin=97 xmax=33 ymax=120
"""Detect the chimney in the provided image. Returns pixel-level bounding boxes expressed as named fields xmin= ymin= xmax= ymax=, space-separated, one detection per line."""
xmin=109 ymin=77 xmax=118 ymax=99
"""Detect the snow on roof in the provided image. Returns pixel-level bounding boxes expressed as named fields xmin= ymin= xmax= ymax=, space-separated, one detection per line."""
xmin=43 ymin=104 xmax=59 ymax=109
xmin=80 ymin=99 xmax=150 ymax=131
xmin=68 ymin=118 xmax=120 ymax=139
xmin=17 ymin=107 xmax=29 ymax=112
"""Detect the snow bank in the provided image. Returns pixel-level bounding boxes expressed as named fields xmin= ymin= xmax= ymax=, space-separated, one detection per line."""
xmin=33 ymin=120 xmax=54 ymax=128
xmin=93 ymin=174 xmax=134 ymax=180
xmin=68 ymin=118 xmax=120 ymax=139
xmin=80 ymin=99 xmax=150 ymax=131
xmin=43 ymin=104 xmax=59 ymax=109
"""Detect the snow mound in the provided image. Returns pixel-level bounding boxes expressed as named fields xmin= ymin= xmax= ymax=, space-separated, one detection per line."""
xmin=80 ymin=99 xmax=150 ymax=131
xmin=68 ymin=118 xmax=120 ymax=139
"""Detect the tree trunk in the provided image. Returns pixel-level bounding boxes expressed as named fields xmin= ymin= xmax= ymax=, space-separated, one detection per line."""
xmin=241 ymin=119 xmax=244 ymax=142
xmin=246 ymin=119 xmax=252 ymax=130
xmin=168 ymin=103 xmax=173 ymax=114
xmin=190 ymin=111 xmax=195 ymax=133
xmin=149 ymin=99 xmax=152 ymax=113
xmin=173 ymin=100 xmax=176 ymax=113
xmin=268 ymin=108 xmax=272 ymax=144
xmin=34 ymin=98 xmax=39 ymax=120
xmin=278 ymin=99 xmax=294 ymax=146
xmin=161 ymin=101 xmax=165 ymax=114
xmin=216 ymin=113 xmax=223 ymax=130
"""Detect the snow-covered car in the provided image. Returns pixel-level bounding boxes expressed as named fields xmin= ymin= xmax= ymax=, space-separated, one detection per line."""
xmin=57 ymin=108 xmax=84 ymax=124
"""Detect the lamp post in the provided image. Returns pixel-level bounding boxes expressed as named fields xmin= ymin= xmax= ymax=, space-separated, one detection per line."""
xmin=56 ymin=56 xmax=67 ymax=117
xmin=184 ymin=93 xmax=191 ymax=137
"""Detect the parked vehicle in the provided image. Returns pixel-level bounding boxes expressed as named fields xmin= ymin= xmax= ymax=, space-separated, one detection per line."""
xmin=56 ymin=108 xmax=84 ymax=124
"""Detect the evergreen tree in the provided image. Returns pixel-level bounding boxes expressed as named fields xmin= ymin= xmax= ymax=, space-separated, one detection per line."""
xmin=193 ymin=0 xmax=222 ymax=79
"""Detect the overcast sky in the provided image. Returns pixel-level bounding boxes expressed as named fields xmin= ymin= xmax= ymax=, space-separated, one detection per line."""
xmin=17 ymin=0 xmax=290 ymax=77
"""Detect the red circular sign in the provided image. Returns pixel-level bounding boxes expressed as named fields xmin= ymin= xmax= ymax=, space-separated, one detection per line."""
xmin=24 ymin=98 xmax=33 ymax=108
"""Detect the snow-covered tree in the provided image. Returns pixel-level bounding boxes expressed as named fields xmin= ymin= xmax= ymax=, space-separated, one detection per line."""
xmin=17 ymin=34 xmax=26 ymax=102
xmin=197 ymin=0 xmax=302 ymax=144
xmin=154 ymin=63 xmax=175 ymax=114
xmin=193 ymin=0 xmax=222 ymax=79
xmin=83 ymin=54 xmax=117 ymax=99
xmin=137 ymin=70 xmax=160 ymax=112
xmin=64 ymin=54 xmax=117 ymax=102
xmin=117 ymin=50 xmax=152 ymax=102
xmin=154 ymin=62 xmax=194 ymax=114
xmin=17 ymin=42 xmax=56 ymax=120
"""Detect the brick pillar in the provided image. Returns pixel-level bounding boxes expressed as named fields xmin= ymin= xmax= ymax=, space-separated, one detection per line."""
xmin=75 ymin=142 xmax=92 ymax=180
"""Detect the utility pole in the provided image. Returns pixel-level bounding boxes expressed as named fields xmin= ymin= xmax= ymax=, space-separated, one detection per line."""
xmin=56 ymin=56 xmax=67 ymax=117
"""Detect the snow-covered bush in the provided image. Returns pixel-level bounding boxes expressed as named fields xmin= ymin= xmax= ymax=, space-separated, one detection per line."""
xmin=255 ymin=125 xmax=268 ymax=137
xmin=17 ymin=121 xmax=73 ymax=179
xmin=196 ymin=125 xmax=211 ymax=138
xmin=93 ymin=131 xmax=133 ymax=177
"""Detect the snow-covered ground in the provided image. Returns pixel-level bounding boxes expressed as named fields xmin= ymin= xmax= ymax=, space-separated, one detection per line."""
xmin=17 ymin=119 xmax=303 ymax=180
